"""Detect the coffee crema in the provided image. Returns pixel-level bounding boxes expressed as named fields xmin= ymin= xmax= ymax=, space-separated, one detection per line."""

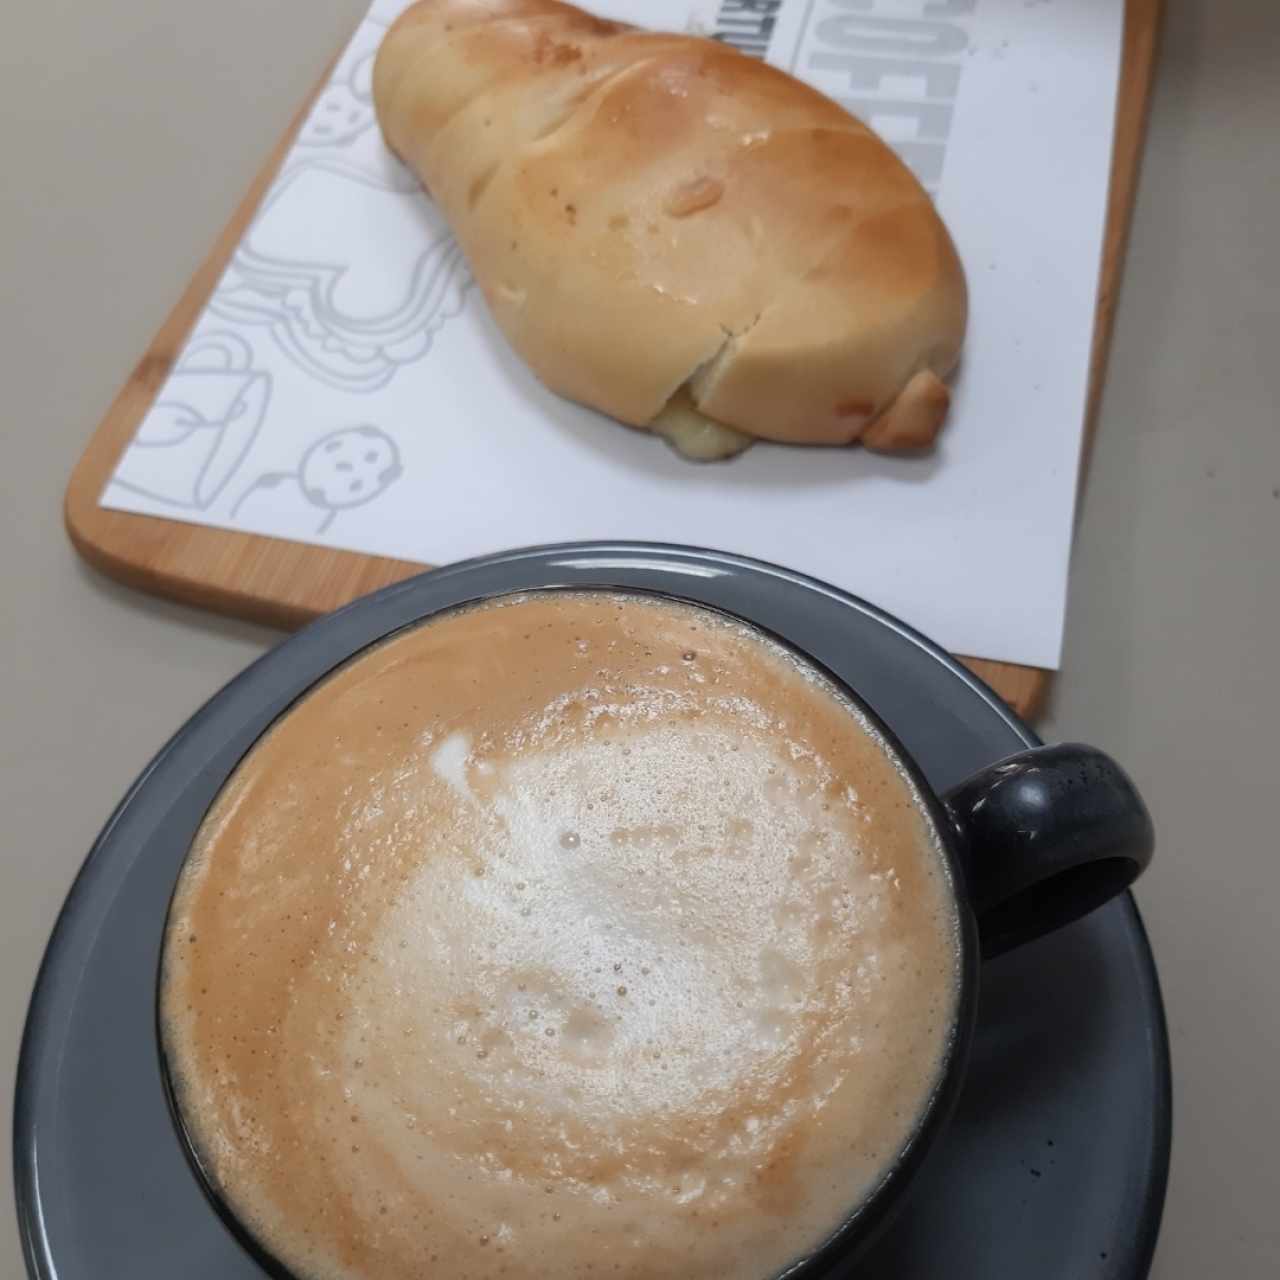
xmin=161 ymin=592 xmax=960 ymax=1280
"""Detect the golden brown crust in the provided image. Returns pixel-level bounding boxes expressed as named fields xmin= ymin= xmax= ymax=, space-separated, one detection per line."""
xmin=861 ymin=369 xmax=953 ymax=452
xmin=374 ymin=0 xmax=967 ymax=451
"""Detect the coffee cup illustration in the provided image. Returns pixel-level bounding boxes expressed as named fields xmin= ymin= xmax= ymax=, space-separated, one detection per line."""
xmin=110 ymin=332 xmax=270 ymax=510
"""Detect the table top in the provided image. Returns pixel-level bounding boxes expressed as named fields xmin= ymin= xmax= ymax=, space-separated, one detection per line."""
xmin=2 ymin=2 xmax=1277 ymax=1277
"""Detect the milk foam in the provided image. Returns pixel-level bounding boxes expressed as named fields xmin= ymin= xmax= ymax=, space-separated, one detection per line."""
xmin=161 ymin=592 xmax=960 ymax=1280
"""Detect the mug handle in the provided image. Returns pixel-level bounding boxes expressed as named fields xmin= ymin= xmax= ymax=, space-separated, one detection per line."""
xmin=942 ymin=743 xmax=1155 ymax=959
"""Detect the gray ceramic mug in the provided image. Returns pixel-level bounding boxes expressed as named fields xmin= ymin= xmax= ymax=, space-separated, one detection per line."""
xmin=157 ymin=573 xmax=1155 ymax=1279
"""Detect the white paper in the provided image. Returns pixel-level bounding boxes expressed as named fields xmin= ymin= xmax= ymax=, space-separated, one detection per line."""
xmin=101 ymin=0 xmax=1123 ymax=668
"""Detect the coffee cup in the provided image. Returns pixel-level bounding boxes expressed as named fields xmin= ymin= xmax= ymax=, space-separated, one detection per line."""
xmin=158 ymin=581 xmax=1153 ymax=1280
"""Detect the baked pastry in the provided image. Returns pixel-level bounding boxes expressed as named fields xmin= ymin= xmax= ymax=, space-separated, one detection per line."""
xmin=374 ymin=0 xmax=967 ymax=457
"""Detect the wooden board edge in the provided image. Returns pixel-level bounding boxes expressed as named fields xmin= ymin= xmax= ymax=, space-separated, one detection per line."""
xmin=958 ymin=658 xmax=1049 ymax=721
xmin=1083 ymin=0 xmax=1165 ymax=454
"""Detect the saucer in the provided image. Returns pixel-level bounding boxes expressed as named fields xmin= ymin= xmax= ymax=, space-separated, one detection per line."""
xmin=14 ymin=542 xmax=1170 ymax=1278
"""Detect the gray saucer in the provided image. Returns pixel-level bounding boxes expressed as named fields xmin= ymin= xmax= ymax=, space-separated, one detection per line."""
xmin=13 ymin=543 xmax=1170 ymax=1278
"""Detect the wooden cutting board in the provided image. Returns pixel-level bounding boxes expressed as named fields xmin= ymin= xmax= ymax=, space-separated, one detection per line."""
xmin=65 ymin=0 xmax=1163 ymax=720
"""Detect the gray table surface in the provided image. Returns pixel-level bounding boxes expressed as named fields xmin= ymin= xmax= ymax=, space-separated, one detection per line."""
xmin=3 ymin=1 xmax=1278 ymax=1275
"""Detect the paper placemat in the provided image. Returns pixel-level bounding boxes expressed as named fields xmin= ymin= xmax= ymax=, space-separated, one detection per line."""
xmin=101 ymin=0 xmax=1123 ymax=669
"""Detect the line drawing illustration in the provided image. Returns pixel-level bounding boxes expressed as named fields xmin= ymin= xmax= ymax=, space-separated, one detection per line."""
xmin=286 ymin=14 xmax=418 ymax=190
xmin=292 ymin=14 xmax=411 ymax=187
xmin=297 ymin=31 xmax=380 ymax=151
xmin=231 ymin=425 xmax=404 ymax=535
xmin=109 ymin=331 xmax=271 ymax=509
xmin=209 ymin=158 xmax=472 ymax=393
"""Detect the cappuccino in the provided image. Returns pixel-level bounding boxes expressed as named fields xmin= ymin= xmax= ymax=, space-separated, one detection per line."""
xmin=161 ymin=591 xmax=960 ymax=1280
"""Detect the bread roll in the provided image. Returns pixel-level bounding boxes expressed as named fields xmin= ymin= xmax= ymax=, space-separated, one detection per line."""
xmin=374 ymin=0 xmax=967 ymax=456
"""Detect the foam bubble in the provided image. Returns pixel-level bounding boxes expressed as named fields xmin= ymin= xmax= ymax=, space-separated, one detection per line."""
xmin=430 ymin=732 xmax=473 ymax=801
